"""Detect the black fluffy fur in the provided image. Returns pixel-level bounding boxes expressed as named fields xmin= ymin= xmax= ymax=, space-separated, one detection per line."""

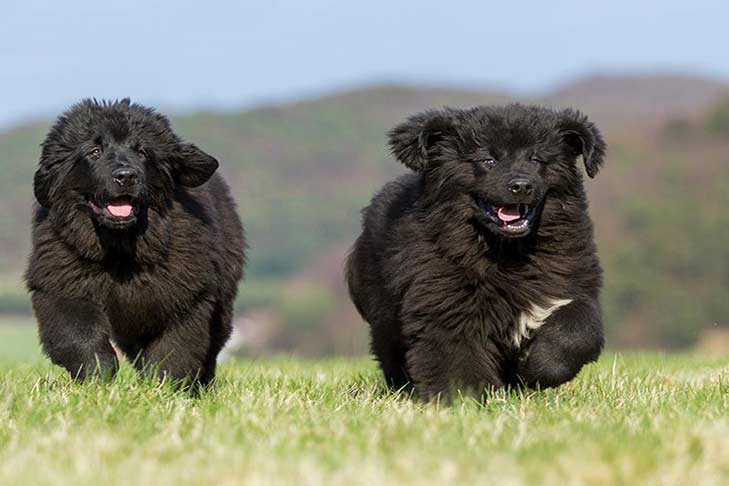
xmin=346 ymin=104 xmax=607 ymax=399
xmin=26 ymin=99 xmax=246 ymax=386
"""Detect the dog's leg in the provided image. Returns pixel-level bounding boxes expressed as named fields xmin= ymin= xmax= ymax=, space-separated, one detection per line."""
xmin=516 ymin=299 xmax=604 ymax=388
xmin=370 ymin=322 xmax=411 ymax=391
xmin=135 ymin=306 xmax=213 ymax=387
xmin=200 ymin=299 xmax=235 ymax=385
xmin=32 ymin=291 xmax=118 ymax=380
xmin=405 ymin=334 xmax=505 ymax=401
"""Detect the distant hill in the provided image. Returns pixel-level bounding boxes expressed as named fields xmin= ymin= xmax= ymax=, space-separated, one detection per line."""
xmin=544 ymin=73 xmax=728 ymax=124
xmin=1 ymin=73 xmax=727 ymax=352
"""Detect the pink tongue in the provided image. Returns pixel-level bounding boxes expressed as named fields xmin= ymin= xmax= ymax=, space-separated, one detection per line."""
xmin=497 ymin=206 xmax=521 ymax=222
xmin=107 ymin=202 xmax=133 ymax=218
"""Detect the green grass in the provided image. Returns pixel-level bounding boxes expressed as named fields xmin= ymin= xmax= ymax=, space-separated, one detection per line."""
xmin=0 ymin=317 xmax=42 ymax=364
xmin=1 ymin=323 xmax=729 ymax=485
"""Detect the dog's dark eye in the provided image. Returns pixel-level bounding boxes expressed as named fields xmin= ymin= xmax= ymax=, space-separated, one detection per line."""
xmin=137 ymin=148 xmax=148 ymax=158
xmin=531 ymin=156 xmax=545 ymax=164
xmin=88 ymin=148 xmax=102 ymax=160
xmin=480 ymin=158 xmax=497 ymax=167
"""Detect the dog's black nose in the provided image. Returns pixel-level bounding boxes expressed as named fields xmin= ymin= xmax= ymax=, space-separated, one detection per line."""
xmin=112 ymin=168 xmax=138 ymax=187
xmin=508 ymin=178 xmax=534 ymax=196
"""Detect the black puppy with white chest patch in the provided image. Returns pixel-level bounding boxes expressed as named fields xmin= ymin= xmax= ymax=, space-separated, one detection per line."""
xmin=26 ymin=99 xmax=246 ymax=386
xmin=346 ymin=104 xmax=606 ymax=399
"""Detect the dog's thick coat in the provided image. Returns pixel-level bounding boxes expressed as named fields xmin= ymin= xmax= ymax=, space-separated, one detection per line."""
xmin=26 ymin=99 xmax=246 ymax=385
xmin=347 ymin=104 xmax=606 ymax=398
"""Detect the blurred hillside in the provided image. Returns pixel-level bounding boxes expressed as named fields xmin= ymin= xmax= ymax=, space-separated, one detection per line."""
xmin=0 ymin=74 xmax=727 ymax=354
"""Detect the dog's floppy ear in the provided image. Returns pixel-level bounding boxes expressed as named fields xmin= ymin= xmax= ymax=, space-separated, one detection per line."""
xmin=388 ymin=110 xmax=457 ymax=171
xmin=558 ymin=109 xmax=606 ymax=178
xmin=33 ymin=164 xmax=55 ymax=208
xmin=174 ymin=143 xmax=219 ymax=187
xmin=33 ymin=141 xmax=69 ymax=208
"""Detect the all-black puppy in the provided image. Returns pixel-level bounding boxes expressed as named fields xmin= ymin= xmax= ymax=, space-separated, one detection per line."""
xmin=26 ymin=99 xmax=246 ymax=386
xmin=346 ymin=104 xmax=607 ymax=399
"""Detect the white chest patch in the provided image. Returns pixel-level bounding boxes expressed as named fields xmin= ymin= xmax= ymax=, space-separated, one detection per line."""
xmin=512 ymin=299 xmax=573 ymax=347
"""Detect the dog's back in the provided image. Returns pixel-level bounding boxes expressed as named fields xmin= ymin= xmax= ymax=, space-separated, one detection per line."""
xmin=346 ymin=173 xmax=421 ymax=316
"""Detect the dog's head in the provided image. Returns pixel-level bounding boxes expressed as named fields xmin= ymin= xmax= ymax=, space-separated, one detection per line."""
xmin=388 ymin=104 xmax=606 ymax=239
xmin=34 ymin=98 xmax=218 ymax=230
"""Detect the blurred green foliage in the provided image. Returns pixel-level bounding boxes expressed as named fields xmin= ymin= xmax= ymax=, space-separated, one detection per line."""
xmin=706 ymin=95 xmax=729 ymax=135
xmin=279 ymin=281 xmax=336 ymax=333
xmin=0 ymin=86 xmax=727 ymax=352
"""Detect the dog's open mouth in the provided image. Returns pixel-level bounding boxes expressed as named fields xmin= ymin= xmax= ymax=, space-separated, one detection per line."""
xmin=88 ymin=197 xmax=137 ymax=225
xmin=479 ymin=201 xmax=539 ymax=237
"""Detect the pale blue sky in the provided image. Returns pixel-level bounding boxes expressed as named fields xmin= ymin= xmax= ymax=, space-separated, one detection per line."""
xmin=1 ymin=0 xmax=726 ymax=127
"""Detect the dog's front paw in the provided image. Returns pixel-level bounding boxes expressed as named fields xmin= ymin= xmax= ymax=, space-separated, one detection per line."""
xmin=516 ymin=337 xmax=579 ymax=389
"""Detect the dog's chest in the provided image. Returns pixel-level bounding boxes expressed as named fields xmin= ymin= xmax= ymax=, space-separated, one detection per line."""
xmin=471 ymin=262 xmax=574 ymax=347
xmin=103 ymin=264 xmax=207 ymax=335
xmin=510 ymin=298 xmax=572 ymax=347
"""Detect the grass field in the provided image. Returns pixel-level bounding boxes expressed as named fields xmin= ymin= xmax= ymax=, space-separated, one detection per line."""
xmin=1 ymin=321 xmax=729 ymax=485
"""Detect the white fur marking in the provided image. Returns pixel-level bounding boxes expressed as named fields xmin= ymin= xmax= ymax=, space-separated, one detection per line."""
xmin=513 ymin=299 xmax=573 ymax=347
